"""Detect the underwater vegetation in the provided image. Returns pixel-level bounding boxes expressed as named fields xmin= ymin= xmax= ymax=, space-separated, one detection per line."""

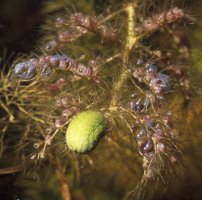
xmin=0 ymin=0 xmax=202 ymax=200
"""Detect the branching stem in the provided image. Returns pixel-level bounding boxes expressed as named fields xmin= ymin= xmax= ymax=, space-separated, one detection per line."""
xmin=109 ymin=3 xmax=138 ymax=110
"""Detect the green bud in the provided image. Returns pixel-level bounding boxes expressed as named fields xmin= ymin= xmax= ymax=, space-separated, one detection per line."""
xmin=66 ymin=110 xmax=106 ymax=153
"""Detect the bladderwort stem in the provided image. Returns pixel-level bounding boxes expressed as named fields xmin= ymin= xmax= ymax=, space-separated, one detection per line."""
xmin=109 ymin=3 xmax=138 ymax=111
xmin=55 ymin=156 xmax=72 ymax=200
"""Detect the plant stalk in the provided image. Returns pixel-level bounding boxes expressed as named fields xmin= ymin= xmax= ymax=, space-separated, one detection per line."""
xmin=109 ymin=3 xmax=138 ymax=110
xmin=55 ymin=158 xmax=72 ymax=200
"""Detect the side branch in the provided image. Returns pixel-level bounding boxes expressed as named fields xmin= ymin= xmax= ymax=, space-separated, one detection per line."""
xmin=55 ymin=158 xmax=72 ymax=200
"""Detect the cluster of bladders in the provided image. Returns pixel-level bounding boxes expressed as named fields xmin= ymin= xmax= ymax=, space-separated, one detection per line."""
xmin=44 ymin=12 xmax=116 ymax=52
xmin=133 ymin=62 xmax=171 ymax=94
xmin=136 ymin=7 xmax=185 ymax=33
xmin=127 ymin=61 xmax=179 ymax=178
xmin=13 ymin=54 xmax=98 ymax=81
xmin=135 ymin=113 xmax=178 ymax=178
xmin=128 ymin=61 xmax=171 ymax=113
xmin=53 ymin=95 xmax=84 ymax=129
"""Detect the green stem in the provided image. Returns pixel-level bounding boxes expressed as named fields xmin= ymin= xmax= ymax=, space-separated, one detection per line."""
xmin=109 ymin=3 xmax=138 ymax=110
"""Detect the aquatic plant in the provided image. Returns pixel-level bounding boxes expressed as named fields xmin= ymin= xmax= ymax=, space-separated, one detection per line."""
xmin=0 ymin=0 xmax=202 ymax=200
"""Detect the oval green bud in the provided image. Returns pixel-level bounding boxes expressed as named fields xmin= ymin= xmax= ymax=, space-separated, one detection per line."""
xmin=66 ymin=110 xmax=106 ymax=153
